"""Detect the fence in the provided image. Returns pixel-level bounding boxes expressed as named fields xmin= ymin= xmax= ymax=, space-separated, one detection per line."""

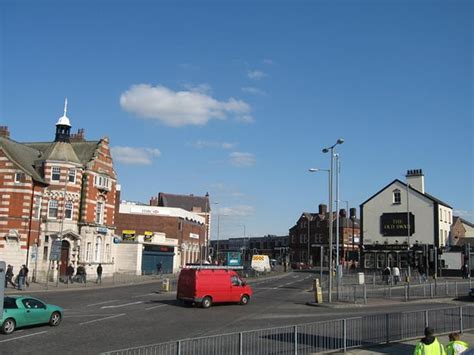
xmin=102 ymin=305 xmax=474 ymax=355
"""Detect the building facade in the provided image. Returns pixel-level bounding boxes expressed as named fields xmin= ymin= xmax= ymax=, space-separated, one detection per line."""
xmin=288 ymin=204 xmax=360 ymax=266
xmin=115 ymin=200 xmax=206 ymax=274
xmin=361 ymin=169 xmax=452 ymax=272
xmin=0 ymin=102 xmax=118 ymax=281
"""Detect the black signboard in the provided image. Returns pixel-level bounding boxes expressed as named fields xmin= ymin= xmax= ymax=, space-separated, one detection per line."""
xmin=50 ymin=240 xmax=62 ymax=261
xmin=381 ymin=213 xmax=415 ymax=236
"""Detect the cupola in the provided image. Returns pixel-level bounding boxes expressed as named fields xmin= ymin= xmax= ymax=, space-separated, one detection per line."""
xmin=55 ymin=98 xmax=72 ymax=142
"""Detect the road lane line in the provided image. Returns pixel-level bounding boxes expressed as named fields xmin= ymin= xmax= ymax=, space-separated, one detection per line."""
xmin=79 ymin=313 xmax=125 ymax=325
xmin=144 ymin=304 xmax=167 ymax=310
xmin=0 ymin=331 xmax=47 ymax=343
xmin=131 ymin=293 xmax=156 ymax=298
xmin=87 ymin=300 xmax=119 ymax=307
xmin=101 ymin=301 xmax=143 ymax=309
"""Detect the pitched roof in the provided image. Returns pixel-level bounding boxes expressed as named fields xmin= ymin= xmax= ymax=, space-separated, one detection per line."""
xmin=361 ymin=179 xmax=452 ymax=209
xmin=157 ymin=192 xmax=210 ymax=212
xmin=24 ymin=140 xmax=100 ymax=165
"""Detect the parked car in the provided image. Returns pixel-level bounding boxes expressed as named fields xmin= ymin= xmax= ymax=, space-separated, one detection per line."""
xmin=1 ymin=296 xmax=63 ymax=334
xmin=177 ymin=267 xmax=253 ymax=308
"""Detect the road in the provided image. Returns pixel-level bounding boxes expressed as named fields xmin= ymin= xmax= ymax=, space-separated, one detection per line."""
xmin=0 ymin=271 xmax=469 ymax=354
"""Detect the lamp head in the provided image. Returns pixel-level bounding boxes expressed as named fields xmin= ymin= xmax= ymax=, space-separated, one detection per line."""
xmin=337 ymin=138 xmax=344 ymax=145
xmin=322 ymin=148 xmax=329 ymax=153
xmin=308 ymin=168 xmax=318 ymax=172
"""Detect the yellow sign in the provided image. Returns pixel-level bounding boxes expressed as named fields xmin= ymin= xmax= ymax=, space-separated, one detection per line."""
xmin=144 ymin=231 xmax=153 ymax=242
xmin=122 ymin=230 xmax=136 ymax=241
xmin=144 ymin=231 xmax=153 ymax=235
xmin=122 ymin=230 xmax=136 ymax=234
xmin=252 ymin=255 xmax=265 ymax=261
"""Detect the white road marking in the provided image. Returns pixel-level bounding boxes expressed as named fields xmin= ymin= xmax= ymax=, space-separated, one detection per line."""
xmin=101 ymin=301 xmax=143 ymax=309
xmin=67 ymin=314 xmax=118 ymax=317
xmin=87 ymin=300 xmax=119 ymax=307
xmin=131 ymin=293 xmax=156 ymax=298
xmin=0 ymin=331 xmax=47 ymax=343
xmin=144 ymin=304 xmax=167 ymax=310
xmin=79 ymin=313 xmax=125 ymax=325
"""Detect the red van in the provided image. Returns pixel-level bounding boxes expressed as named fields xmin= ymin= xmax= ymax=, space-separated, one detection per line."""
xmin=176 ymin=267 xmax=253 ymax=308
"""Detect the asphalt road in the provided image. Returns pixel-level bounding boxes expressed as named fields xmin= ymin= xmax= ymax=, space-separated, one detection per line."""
xmin=0 ymin=271 xmax=469 ymax=354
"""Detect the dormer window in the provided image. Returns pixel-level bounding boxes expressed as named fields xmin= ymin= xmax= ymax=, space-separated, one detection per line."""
xmin=51 ymin=167 xmax=61 ymax=181
xmin=393 ymin=189 xmax=401 ymax=204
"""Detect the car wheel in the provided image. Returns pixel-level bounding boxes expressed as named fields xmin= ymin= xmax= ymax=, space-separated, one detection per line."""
xmin=201 ymin=296 xmax=212 ymax=309
xmin=1 ymin=318 xmax=16 ymax=335
xmin=240 ymin=294 xmax=250 ymax=305
xmin=49 ymin=312 xmax=62 ymax=326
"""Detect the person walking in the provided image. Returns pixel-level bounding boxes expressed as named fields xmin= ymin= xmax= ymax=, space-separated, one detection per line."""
xmin=392 ymin=265 xmax=400 ymax=285
xmin=23 ymin=265 xmax=29 ymax=287
xmin=414 ymin=327 xmax=446 ymax=355
xmin=5 ymin=264 xmax=16 ymax=288
xmin=96 ymin=264 xmax=103 ymax=284
xmin=446 ymin=332 xmax=469 ymax=355
xmin=418 ymin=264 xmax=428 ymax=283
xmin=17 ymin=265 xmax=26 ymax=290
xmin=383 ymin=266 xmax=391 ymax=285
xmin=66 ymin=264 xmax=75 ymax=284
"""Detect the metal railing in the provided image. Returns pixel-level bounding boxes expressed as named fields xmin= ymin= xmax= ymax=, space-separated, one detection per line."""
xmin=102 ymin=305 xmax=474 ymax=355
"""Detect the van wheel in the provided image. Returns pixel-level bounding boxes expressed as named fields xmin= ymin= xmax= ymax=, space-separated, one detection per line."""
xmin=201 ymin=297 xmax=212 ymax=309
xmin=240 ymin=295 xmax=250 ymax=305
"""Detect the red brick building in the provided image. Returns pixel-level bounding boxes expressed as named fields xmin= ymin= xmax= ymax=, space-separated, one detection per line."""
xmin=0 ymin=101 xmax=118 ymax=281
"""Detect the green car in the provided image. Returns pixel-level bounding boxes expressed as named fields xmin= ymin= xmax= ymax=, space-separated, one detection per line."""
xmin=1 ymin=296 xmax=63 ymax=334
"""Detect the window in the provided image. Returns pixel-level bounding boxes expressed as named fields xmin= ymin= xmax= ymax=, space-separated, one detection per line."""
xmin=68 ymin=168 xmax=76 ymax=183
xmin=14 ymin=172 xmax=25 ymax=183
xmin=32 ymin=196 xmax=42 ymax=219
xmin=43 ymin=246 xmax=48 ymax=261
xmin=95 ymin=236 xmax=102 ymax=262
xmin=440 ymin=209 xmax=443 ymax=221
xmin=393 ymin=189 xmax=401 ymax=204
xmin=65 ymin=201 xmax=73 ymax=220
xmin=4 ymin=297 xmax=18 ymax=309
xmin=48 ymin=200 xmax=58 ymax=218
xmin=86 ymin=242 xmax=92 ymax=261
xmin=448 ymin=211 xmax=451 ymax=223
xmin=94 ymin=175 xmax=110 ymax=190
xmin=105 ymin=243 xmax=111 ymax=262
xmin=95 ymin=201 xmax=104 ymax=224
xmin=51 ymin=167 xmax=61 ymax=181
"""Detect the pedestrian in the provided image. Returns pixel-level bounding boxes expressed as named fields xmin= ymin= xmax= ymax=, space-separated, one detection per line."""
xmin=76 ymin=265 xmax=86 ymax=283
xmin=461 ymin=263 xmax=470 ymax=279
xmin=5 ymin=264 xmax=16 ymax=288
xmin=156 ymin=261 xmax=162 ymax=275
xmin=446 ymin=332 xmax=469 ymax=355
xmin=66 ymin=264 xmax=75 ymax=284
xmin=383 ymin=266 xmax=391 ymax=285
xmin=418 ymin=264 xmax=427 ymax=283
xmin=96 ymin=263 xmax=103 ymax=284
xmin=392 ymin=265 xmax=400 ymax=285
xmin=414 ymin=327 xmax=446 ymax=355
xmin=23 ymin=264 xmax=29 ymax=287
xmin=17 ymin=265 xmax=26 ymax=290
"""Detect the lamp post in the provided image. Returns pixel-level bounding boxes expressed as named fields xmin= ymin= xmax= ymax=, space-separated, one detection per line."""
xmin=322 ymin=138 xmax=344 ymax=303
xmin=213 ymin=202 xmax=220 ymax=262
xmin=334 ymin=153 xmax=341 ymax=278
xmin=309 ymin=167 xmax=331 ymax=299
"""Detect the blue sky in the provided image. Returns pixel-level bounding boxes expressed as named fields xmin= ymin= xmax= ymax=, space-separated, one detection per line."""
xmin=1 ymin=0 xmax=472 ymax=239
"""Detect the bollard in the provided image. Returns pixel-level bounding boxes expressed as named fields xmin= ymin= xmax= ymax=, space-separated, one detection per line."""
xmin=430 ymin=282 xmax=434 ymax=298
xmin=446 ymin=280 xmax=449 ymax=296
xmin=162 ymin=278 xmax=170 ymax=292
xmin=455 ymin=282 xmax=458 ymax=297
xmin=363 ymin=284 xmax=367 ymax=304
xmin=314 ymin=278 xmax=323 ymax=304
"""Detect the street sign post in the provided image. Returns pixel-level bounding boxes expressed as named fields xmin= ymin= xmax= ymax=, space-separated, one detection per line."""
xmin=0 ymin=261 xmax=6 ymax=317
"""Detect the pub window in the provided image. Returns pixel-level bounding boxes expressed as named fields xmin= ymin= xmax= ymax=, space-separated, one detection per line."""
xmin=393 ymin=189 xmax=401 ymax=204
xmin=86 ymin=242 xmax=92 ymax=261
xmin=95 ymin=236 xmax=102 ymax=262
xmin=95 ymin=200 xmax=104 ymax=224
xmin=105 ymin=243 xmax=111 ymax=262
xmin=51 ymin=167 xmax=61 ymax=181
xmin=48 ymin=199 xmax=58 ymax=219
xmin=65 ymin=201 xmax=73 ymax=220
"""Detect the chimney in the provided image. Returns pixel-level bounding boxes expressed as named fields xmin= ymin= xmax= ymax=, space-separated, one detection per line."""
xmin=150 ymin=196 xmax=158 ymax=206
xmin=0 ymin=126 xmax=10 ymax=139
xmin=70 ymin=128 xmax=86 ymax=142
xmin=339 ymin=209 xmax=347 ymax=218
xmin=318 ymin=204 xmax=327 ymax=215
xmin=406 ymin=169 xmax=425 ymax=194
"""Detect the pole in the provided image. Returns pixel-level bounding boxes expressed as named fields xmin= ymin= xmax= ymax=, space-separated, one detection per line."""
xmin=335 ymin=154 xmax=340 ymax=273
xmin=328 ymin=148 xmax=334 ymax=303
xmin=56 ymin=169 xmax=69 ymax=287
xmin=307 ymin=215 xmax=311 ymax=265
xmin=406 ymin=183 xmax=411 ymax=279
xmin=320 ymin=245 xmax=323 ymax=282
xmin=217 ymin=213 xmax=220 ymax=262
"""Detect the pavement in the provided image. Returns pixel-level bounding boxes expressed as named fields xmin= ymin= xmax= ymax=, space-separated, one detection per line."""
xmin=336 ymin=331 xmax=474 ymax=354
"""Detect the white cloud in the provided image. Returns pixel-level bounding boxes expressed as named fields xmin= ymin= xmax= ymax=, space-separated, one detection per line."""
xmin=192 ymin=140 xmax=236 ymax=150
xmin=182 ymin=83 xmax=212 ymax=94
xmin=111 ymin=146 xmax=161 ymax=165
xmin=220 ymin=205 xmax=255 ymax=217
xmin=229 ymin=152 xmax=256 ymax=167
xmin=241 ymin=87 xmax=266 ymax=96
xmin=120 ymin=84 xmax=251 ymax=127
xmin=236 ymin=114 xmax=255 ymax=123
xmin=247 ymin=70 xmax=267 ymax=80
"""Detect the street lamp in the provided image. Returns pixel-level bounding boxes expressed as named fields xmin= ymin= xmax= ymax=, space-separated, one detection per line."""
xmin=322 ymin=138 xmax=344 ymax=303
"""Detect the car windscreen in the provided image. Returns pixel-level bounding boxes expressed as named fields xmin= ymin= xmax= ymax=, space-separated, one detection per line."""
xmin=4 ymin=297 xmax=18 ymax=309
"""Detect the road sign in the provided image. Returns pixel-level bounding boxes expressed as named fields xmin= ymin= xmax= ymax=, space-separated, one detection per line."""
xmin=50 ymin=240 xmax=62 ymax=261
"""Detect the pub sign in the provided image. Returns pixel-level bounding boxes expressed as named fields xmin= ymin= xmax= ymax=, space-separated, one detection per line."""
xmin=380 ymin=212 xmax=415 ymax=236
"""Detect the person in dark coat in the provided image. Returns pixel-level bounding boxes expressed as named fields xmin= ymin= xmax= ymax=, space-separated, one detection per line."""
xmin=66 ymin=264 xmax=75 ymax=284
xmin=5 ymin=264 xmax=16 ymax=288
xmin=96 ymin=264 xmax=103 ymax=284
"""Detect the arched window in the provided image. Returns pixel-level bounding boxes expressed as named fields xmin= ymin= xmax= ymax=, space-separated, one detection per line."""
xmin=393 ymin=189 xmax=401 ymax=204
xmin=95 ymin=236 xmax=102 ymax=262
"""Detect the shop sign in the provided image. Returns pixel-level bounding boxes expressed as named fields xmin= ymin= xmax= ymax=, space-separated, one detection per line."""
xmin=144 ymin=231 xmax=154 ymax=242
xmin=381 ymin=213 xmax=415 ymax=236
xmin=96 ymin=227 xmax=108 ymax=234
xmin=122 ymin=230 xmax=136 ymax=242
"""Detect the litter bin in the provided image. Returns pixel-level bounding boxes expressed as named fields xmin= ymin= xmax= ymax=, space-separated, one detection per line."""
xmin=357 ymin=272 xmax=365 ymax=285
xmin=162 ymin=278 xmax=170 ymax=292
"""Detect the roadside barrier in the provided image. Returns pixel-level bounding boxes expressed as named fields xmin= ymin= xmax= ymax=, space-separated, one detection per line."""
xmin=102 ymin=305 xmax=474 ymax=355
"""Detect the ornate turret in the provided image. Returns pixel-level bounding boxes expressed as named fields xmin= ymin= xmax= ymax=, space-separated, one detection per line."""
xmin=55 ymin=98 xmax=72 ymax=142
